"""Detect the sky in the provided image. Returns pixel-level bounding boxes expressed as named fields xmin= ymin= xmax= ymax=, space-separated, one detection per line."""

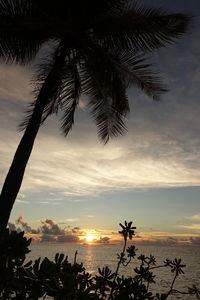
xmin=0 ymin=0 xmax=200 ymax=245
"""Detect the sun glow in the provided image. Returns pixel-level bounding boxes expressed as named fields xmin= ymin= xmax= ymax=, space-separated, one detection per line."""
xmin=85 ymin=234 xmax=97 ymax=243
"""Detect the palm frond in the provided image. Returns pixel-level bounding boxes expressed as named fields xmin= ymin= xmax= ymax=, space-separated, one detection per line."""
xmin=20 ymin=45 xmax=82 ymax=135
xmin=60 ymin=60 xmax=81 ymax=136
xmin=19 ymin=57 xmax=59 ymax=130
xmin=0 ymin=0 xmax=44 ymax=63
xmin=0 ymin=36 xmax=42 ymax=64
xmin=93 ymin=1 xmax=191 ymax=53
xmin=90 ymin=98 xmax=127 ymax=144
xmin=19 ymin=43 xmax=67 ymax=130
xmin=80 ymin=61 xmax=128 ymax=143
xmin=0 ymin=0 xmax=31 ymax=17
xmin=36 ymin=58 xmax=62 ymax=123
xmin=81 ymin=37 xmax=130 ymax=116
xmin=6 ymin=0 xmax=191 ymax=143
xmin=31 ymin=0 xmax=126 ymax=26
xmin=116 ymin=52 xmax=168 ymax=100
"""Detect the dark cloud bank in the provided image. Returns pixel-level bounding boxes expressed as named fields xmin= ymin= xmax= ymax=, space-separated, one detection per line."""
xmin=8 ymin=216 xmax=199 ymax=246
xmin=9 ymin=216 xmax=81 ymax=243
xmin=8 ymin=216 xmax=112 ymax=244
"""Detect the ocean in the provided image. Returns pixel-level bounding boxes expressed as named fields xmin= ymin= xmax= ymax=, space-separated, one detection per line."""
xmin=28 ymin=243 xmax=200 ymax=299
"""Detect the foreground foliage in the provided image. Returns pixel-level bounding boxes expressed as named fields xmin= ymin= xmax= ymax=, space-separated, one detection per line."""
xmin=0 ymin=221 xmax=199 ymax=299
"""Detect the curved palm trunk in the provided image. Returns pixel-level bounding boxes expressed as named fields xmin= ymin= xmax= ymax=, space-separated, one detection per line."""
xmin=0 ymin=47 xmax=67 ymax=233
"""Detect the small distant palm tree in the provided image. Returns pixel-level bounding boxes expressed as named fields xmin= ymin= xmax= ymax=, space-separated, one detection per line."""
xmin=0 ymin=0 xmax=191 ymax=231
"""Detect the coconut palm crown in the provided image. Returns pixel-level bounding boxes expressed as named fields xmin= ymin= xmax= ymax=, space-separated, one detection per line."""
xmin=0 ymin=0 xmax=191 ymax=231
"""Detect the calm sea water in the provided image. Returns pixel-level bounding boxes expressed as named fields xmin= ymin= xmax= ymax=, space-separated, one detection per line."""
xmin=28 ymin=243 xmax=200 ymax=299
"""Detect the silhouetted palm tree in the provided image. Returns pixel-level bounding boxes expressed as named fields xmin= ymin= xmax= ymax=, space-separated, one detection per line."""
xmin=0 ymin=0 xmax=191 ymax=231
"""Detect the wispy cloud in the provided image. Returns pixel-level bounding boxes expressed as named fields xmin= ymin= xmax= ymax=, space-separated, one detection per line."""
xmin=178 ymin=224 xmax=200 ymax=231
xmin=16 ymin=199 xmax=29 ymax=204
xmin=59 ymin=218 xmax=78 ymax=223
xmin=1 ymin=128 xmax=200 ymax=199
xmin=186 ymin=213 xmax=200 ymax=221
xmin=0 ymin=64 xmax=32 ymax=103
xmin=176 ymin=213 xmax=200 ymax=234
xmin=21 ymin=135 xmax=200 ymax=193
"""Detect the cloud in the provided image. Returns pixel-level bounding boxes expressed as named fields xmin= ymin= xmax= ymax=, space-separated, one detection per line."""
xmin=3 ymin=132 xmax=198 ymax=200
xmin=41 ymin=219 xmax=65 ymax=235
xmin=178 ymin=224 xmax=200 ymax=231
xmin=31 ymin=219 xmax=81 ymax=243
xmin=16 ymin=216 xmax=39 ymax=234
xmin=11 ymin=216 xmax=81 ymax=243
xmin=16 ymin=199 xmax=29 ymax=204
xmin=62 ymin=218 xmax=78 ymax=223
xmin=41 ymin=235 xmax=56 ymax=242
xmin=8 ymin=216 xmax=113 ymax=244
xmin=8 ymin=222 xmax=18 ymax=232
xmin=176 ymin=214 xmax=200 ymax=234
xmin=8 ymin=216 xmax=200 ymax=246
xmin=57 ymin=235 xmax=79 ymax=243
xmin=8 ymin=216 xmax=112 ymax=245
xmin=0 ymin=64 xmax=32 ymax=104
xmin=132 ymin=235 xmax=194 ymax=246
xmin=96 ymin=237 xmax=110 ymax=244
xmin=133 ymin=227 xmax=200 ymax=246
xmin=40 ymin=219 xmax=81 ymax=243
xmin=72 ymin=227 xmax=80 ymax=234
xmin=187 ymin=214 xmax=200 ymax=221
xmin=189 ymin=237 xmax=200 ymax=246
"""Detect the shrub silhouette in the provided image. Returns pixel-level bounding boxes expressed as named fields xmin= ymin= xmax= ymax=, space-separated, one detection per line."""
xmin=0 ymin=221 xmax=199 ymax=299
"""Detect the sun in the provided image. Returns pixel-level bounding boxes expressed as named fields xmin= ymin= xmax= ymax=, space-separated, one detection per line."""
xmin=85 ymin=234 xmax=97 ymax=243
xmin=80 ymin=230 xmax=99 ymax=244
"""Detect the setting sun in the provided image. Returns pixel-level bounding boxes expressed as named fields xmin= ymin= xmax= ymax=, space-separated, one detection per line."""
xmin=85 ymin=235 xmax=97 ymax=243
xmin=84 ymin=232 xmax=97 ymax=243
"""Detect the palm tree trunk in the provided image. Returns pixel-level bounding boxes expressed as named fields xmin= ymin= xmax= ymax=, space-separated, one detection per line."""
xmin=0 ymin=46 xmax=67 ymax=233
